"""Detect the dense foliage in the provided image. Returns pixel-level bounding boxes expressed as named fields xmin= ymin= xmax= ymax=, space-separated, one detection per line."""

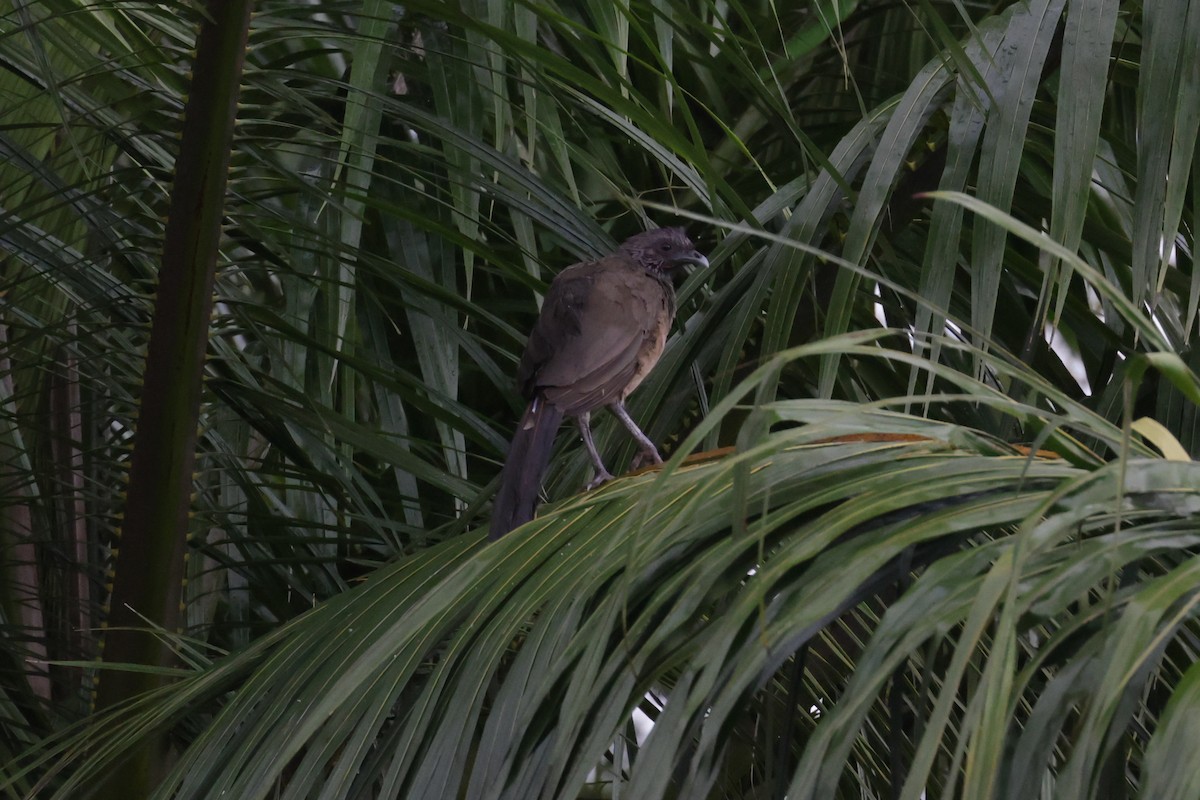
xmin=1 ymin=0 xmax=1197 ymax=798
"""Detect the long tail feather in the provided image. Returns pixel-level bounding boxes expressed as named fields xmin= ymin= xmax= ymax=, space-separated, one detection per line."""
xmin=490 ymin=399 xmax=563 ymax=540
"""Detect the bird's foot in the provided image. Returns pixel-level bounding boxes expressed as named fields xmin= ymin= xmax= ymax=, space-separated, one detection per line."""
xmin=585 ymin=469 xmax=616 ymax=491
xmin=629 ymin=447 xmax=663 ymax=472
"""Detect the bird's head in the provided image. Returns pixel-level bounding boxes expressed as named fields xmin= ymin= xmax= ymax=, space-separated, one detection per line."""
xmin=618 ymin=227 xmax=709 ymax=273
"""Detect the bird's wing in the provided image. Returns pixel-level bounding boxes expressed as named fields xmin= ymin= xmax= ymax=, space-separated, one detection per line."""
xmin=519 ymin=257 xmax=667 ymax=415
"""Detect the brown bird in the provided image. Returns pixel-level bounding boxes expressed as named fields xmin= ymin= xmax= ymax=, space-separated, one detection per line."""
xmin=489 ymin=227 xmax=709 ymax=540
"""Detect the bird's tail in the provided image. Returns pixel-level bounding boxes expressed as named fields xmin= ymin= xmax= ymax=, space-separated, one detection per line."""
xmin=490 ymin=399 xmax=563 ymax=540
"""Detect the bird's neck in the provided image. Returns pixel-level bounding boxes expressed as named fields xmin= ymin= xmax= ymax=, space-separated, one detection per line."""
xmin=645 ymin=268 xmax=677 ymax=317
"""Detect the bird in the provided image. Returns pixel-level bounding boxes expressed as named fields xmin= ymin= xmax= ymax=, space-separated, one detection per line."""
xmin=489 ymin=227 xmax=709 ymax=541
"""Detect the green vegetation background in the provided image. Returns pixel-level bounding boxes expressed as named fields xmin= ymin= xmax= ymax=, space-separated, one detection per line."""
xmin=1 ymin=0 xmax=1198 ymax=798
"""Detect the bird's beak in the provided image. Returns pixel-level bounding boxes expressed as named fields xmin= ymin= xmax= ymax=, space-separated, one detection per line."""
xmin=673 ymin=251 xmax=710 ymax=269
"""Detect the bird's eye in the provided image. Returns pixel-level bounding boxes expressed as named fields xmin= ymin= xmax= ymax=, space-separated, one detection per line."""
xmin=659 ymin=242 xmax=672 ymax=251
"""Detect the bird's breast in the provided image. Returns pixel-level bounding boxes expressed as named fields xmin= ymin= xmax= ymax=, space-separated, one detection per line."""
xmin=621 ymin=281 xmax=673 ymax=398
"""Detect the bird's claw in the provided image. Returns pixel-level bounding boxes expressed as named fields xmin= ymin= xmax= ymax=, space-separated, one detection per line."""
xmin=629 ymin=447 xmax=663 ymax=471
xmin=585 ymin=470 xmax=616 ymax=491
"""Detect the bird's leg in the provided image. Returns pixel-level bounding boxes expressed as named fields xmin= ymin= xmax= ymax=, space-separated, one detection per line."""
xmin=577 ymin=412 xmax=615 ymax=490
xmin=610 ymin=401 xmax=662 ymax=468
